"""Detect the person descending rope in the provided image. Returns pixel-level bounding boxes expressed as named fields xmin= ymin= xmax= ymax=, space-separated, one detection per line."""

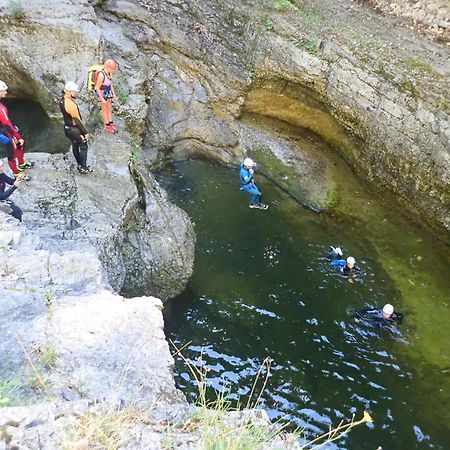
xmin=93 ymin=59 xmax=118 ymax=134
xmin=59 ymin=82 xmax=93 ymax=174
xmin=0 ymin=159 xmax=23 ymax=221
xmin=0 ymin=80 xmax=33 ymax=181
xmin=240 ymin=157 xmax=268 ymax=210
xmin=328 ymin=246 xmax=362 ymax=276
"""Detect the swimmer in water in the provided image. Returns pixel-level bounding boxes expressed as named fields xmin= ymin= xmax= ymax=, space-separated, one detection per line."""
xmin=328 ymin=246 xmax=362 ymax=277
xmin=352 ymin=303 xmax=403 ymax=328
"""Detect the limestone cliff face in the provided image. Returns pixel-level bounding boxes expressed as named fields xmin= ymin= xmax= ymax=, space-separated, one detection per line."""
xmin=0 ymin=0 xmax=196 ymax=299
xmin=0 ymin=0 xmax=448 ymax=231
xmin=95 ymin=0 xmax=449 ymax=232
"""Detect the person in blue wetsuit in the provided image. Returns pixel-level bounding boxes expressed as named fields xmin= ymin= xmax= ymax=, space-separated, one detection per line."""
xmin=352 ymin=303 xmax=403 ymax=328
xmin=240 ymin=158 xmax=268 ymax=210
xmin=328 ymin=246 xmax=362 ymax=277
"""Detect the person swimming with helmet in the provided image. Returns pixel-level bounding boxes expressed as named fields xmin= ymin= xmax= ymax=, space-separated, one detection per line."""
xmin=239 ymin=157 xmax=268 ymax=210
xmin=352 ymin=303 xmax=403 ymax=328
xmin=327 ymin=246 xmax=362 ymax=276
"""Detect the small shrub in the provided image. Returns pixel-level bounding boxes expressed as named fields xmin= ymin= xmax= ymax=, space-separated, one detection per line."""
xmin=118 ymin=90 xmax=129 ymax=105
xmin=304 ymin=40 xmax=318 ymax=54
xmin=8 ymin=1 xmax=25 ymax=19
xmin=129 ymin=148 xmax=139 ymax=165
xmin=265 ymin=21 xmax=274 ymax=31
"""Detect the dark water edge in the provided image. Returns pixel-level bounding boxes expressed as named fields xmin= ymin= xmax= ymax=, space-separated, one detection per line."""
xmin=0 ymin=99 xmax=68 ymax=159
xmin=158 ymin=160 xmax=450 ymax=450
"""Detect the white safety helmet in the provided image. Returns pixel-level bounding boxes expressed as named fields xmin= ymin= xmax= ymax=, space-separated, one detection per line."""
xmin=346 ymin=256 xmax=356 ymax=265
xmin=0 ymin=80 xmax=8 ymax=91
xmin=243 ymin=158 xmax=254 ymax=168
xmin=383 ymin=304 xmax=394 ymax=316
xmin=64 ymin=81 xmax=79 ymax=92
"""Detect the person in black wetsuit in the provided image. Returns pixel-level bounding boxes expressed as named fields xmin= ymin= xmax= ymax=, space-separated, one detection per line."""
xmin=59 ymin=81 xmax=93 ymax=174
xmin=352 ymin=303 xmax=403 ymax=328
xmin=0 ymin=159 xmax=22 ymax=221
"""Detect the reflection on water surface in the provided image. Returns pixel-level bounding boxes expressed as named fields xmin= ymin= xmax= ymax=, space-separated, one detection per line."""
xmin=158 ymin=160 xmax=450 ymax=450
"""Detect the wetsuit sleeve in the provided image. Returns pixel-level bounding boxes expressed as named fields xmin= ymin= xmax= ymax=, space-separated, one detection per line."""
xmin=65 ymin=99 xmax=88 ymax=135
xmin=240 ymin=168 xmax=253 ymax=184
xmin=0 ymin=186 xmax=16 ymax=200
xmin=0 ymin=104 xmax=21 ymax=140
xmin=331 ymin=259 xmax=346 ymax=267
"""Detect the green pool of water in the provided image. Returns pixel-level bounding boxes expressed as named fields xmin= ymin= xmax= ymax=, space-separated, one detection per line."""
xmin=158 ymin=160 xmax=449 ymax=450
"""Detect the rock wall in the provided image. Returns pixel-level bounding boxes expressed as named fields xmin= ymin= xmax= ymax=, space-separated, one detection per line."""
xmin=93 ymin=0 xmax=449 ymax=232
xmin=2 ymin=0 xmax=447 ymax=231
xmin=0 ymin=213 xmax=184 ymax=407
xmin=0 ymin=0 xmax=195 ymax=299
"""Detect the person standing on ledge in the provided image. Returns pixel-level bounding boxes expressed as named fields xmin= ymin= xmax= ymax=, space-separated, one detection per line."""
xmin=94 ymin=59 xmax=118 ymax=134
xmin=0 ymin=159 xmax=23 ymax=221
xmin=0 ymin=80 xmax=33 ymax=181
xmin=59 ymin=81 xmax=93 ymax=174
xmin=240 ymin=157 xmax=268 ymax=210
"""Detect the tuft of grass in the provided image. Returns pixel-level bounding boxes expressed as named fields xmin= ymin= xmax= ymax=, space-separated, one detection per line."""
xmin=118 ymin=90 xmax=129 ymax=105
xmin=265 ymin=21 xmax=274 ymax=31
xmin=404 ymin=58 xmax=443 ymax=79
xmin=291 ymin=37 xmax=319 ymax=54
xmin=44 ymin=288 xmax=55 ymax=305
xmin=171 ymin=341 xmax=374 ymax=449
xmin=8 ymin=1 xmax=25 ymax=19
xmin=400 ymin=79 xmax=417 ymax=95
xmin=65 ymin=405 xmax=151 ymax=449
xmin=273 ymin=0 xmax=298 ymax=12
xmin=129 ymin=147 xmax=139 ymax=165
xmin=41 ymin=346 xmax=58 ymax=369
xmin=0 ymin=379 xmax=21 ymax=407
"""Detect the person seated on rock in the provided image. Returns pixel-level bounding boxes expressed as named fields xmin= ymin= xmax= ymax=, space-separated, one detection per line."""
xmin=352 ymin=303 xmax=403 ymax=328
xmin=94 ymin=59 xmax=118 ymax=134
xmin=59 ymin=81 xmax=93 ymax=174
xmin=328 ymin=246 xmax=361 ymax=276
xmin=0 ymin=159 xmax=23 ymax=221
xmin=0 ymin=80 xmax=33 ymax=181
xmin=240 ymin=158 xmax=269 ymax=210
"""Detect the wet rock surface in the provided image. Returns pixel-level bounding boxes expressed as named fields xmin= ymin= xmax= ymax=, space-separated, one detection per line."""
xmin=0 ymin=0 xmax=448 ymax=230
